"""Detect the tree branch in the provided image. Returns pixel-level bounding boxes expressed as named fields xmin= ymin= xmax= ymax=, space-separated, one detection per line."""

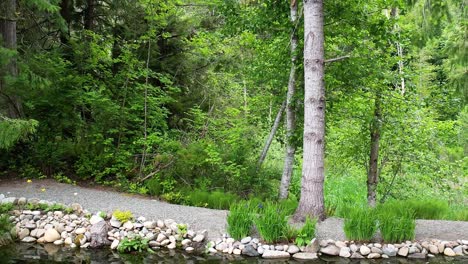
xmin=325 ymin=55 xmax=350 ymax=63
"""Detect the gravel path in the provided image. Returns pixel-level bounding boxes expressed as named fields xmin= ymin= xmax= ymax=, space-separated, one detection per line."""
xmin=0 ymin=179 xmax=466 ymax=242
xmin=0 ymin=179 xmax=227 ymax=240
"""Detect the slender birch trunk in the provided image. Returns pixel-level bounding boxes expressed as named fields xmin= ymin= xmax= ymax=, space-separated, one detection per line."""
xmin=367 ymin=92 xmax=381 ymax=207
xmin=279 ymin=0 xmax=298 ymax=200
xmin=257 ymin=100 xmax=286 ymax=169
xmin=294 ymin=0 xmax=325 ymax=221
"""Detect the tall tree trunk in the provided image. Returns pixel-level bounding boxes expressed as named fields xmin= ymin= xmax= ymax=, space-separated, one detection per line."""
xmin=257 ymin=100 xmax=286 ymax=169
xmin=60 ymin=0 xmax=71 ymax=44
xmin=84 ymin=0 xmax=95 ymax=30
xmin=367 ymin=92 xmax=381 ymax=207
xmin=0 ymin=0 xmax=22 ymax=118
xmin=294 ymin=0 xmax=325 ymax=221
xmin=279 ymin=0 xmax=298 ymax=200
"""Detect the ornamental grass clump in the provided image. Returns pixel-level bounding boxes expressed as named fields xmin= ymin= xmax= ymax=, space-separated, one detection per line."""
xmin=343 ymin=206 xmax=377 ymax=241
xmin=378 ymin=209 xmax=415 ymax=243
xmin=227 ymin=201 xmax=253 ymax=240
xmin=254 ymin=202 xmax=289 ymax=243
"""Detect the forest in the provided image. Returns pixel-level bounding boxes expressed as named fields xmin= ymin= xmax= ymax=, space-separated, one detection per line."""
xmin=0 ymin=0 xmax=466 ymax=222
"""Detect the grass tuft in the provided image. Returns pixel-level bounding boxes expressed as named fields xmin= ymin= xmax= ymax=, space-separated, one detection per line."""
xmin=254 ymin=202 xmax=289 ymax=243
xmin=227 ymin=201 xmax=253 ymax=240
xmin=343 ymin=206 xmax=377 ymax=241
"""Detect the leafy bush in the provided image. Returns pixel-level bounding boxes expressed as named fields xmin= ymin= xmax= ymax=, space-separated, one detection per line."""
xmin=161 ymin=192 xmax=187 ymax=204
xmin=113 ymin=210 xmax=134 ymax=223
xmin=343 ymin=206 xmax=377 ymax=241
xmin=227 ymin=201 xmax=253 ymax=240
xmin=117 ymin=235 xmax=153 ymax=253
xmin=295 ymin=217 xmax=317 ymax=246
xmin=0 ymin=215 xmax=13 ymax=234
xmin=0 ymin=203 xmax=14 ymax=214
xmin=254 ymin=202 xmax=289 ymax=243
xmin=378 ymin=209 xmax=415 ymax=243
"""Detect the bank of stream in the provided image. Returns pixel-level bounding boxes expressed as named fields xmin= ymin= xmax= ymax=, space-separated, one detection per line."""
xmin=1 ymin=243 xmax=467 ymax=264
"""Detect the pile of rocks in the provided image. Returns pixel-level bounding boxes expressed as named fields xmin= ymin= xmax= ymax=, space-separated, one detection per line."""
xmin=206 ymin=235 xmax=468 ymax=260
xmin=1 ymin=195 xmax=206 ymax=253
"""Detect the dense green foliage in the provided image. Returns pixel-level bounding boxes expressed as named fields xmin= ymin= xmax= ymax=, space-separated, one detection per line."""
xmin=118 ymin=235 xmax=153 ymax=254
xmin=294 ymin=217 xmax=317 ymax=247
xmin=0 ymin=1 xmax=465 ymax=216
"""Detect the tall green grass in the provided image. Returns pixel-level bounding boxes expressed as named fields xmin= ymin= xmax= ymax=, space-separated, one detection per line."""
xmin=227 ymin=201 xmax=253 ymax=240
xmin=378 ymin=209 xmax=415 ymax=243
xmin=444 ymin=204 xmax=468 ymax=221
xmin=254 ymin=202 xmax=289 ymax=243
xmin=343 ymin=206 xmax=377 ymax=241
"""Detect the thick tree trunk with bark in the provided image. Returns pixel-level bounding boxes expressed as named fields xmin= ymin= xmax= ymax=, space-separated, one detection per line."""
xmin=257 ymin=100 xmax=286 ymax=169
xmin=84 ymin=0 xmax=95 ymax=30
xmin=294 ymin=0 xmax=326 ymax=221
xmin=367 ymin=92 xmax=381 ymax=207
xmin=279 ymin=0 xmax=298 ymax=200
xmin=0 ymin=0 xmax=22 ymax=118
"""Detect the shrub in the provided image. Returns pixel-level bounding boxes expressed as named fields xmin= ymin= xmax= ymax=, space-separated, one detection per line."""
xmin=113 ymin=210 xmax=134 ymax=223
xmin=343 ymin=206 xmax=377 ymax=241
xmin=0 ymin=215 xmax=13 ymax=234
xmin=146 ymin=176 xmax=163 ymax=196
xmin=186 ymin=189 xmax=211 ymax=207
xmin=227 ymin=201 xmax=253 ymax=240
xmin=207 ymin=191 xmax=238 ymax=209
xmin=295 ymin=217 xmax=317 ymax=246
xmin=378 ymin=209 xmax=415 ymax=243
xmin=0 ymin=203 xmax=14 ymax=214
xmin=161 ymin=191 xmax=187 ymax=204
xmin=117 ymin=235 xmax=153 ymax=253
xmin=254 ymin=202 xmax=288 ymax=243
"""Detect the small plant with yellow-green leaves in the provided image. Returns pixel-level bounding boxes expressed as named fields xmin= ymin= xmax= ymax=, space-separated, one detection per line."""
xmin=113 ymin=210 xmax=134 ymax=223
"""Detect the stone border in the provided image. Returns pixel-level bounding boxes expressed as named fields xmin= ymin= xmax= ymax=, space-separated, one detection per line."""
xmin=1 ymin=194 xmax=467 ymax=260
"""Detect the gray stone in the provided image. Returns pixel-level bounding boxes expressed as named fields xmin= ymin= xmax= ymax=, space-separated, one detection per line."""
xmin=293 ymin=252 xmax=318 ymax=260
xmin=262 ymin=250 xmax=290 ymax=259
xmin=181 ymin=239 xmax=191 ymax=246
xmin=90 ymin=221 xmax=111 ymax=248
xmin=339 ymin=247 xmax=351 ymax=258
xmin=44 ymin=229 xmax=61 ymax=242
xmin=350 ymin=252 xmax=365 ymax=259
xmin=335 ymin=241 xmax=347 ymax=248
xmin=17 ymin=197 xmax=27 ymax=205
xmin=186 ymin=247 xmax=194 ymax=252
xmin=242 ymin=245 xmax=259 ymax=257
xmin=143 ymin=221 xmax=156 ymax=229
xmin=371 ymin=247 xmax=382 ymax=254
xmin=257 ymin=247 xmax=264 ymax=255
xmin=367 ymin=253 xmax=381 ymax=259
xmin=156 ymin=233 xmax=166 ymax=242
xmin=167 ymin=242 xmax=176 ymax=249
xmin=428 ymin=245 xmax=439 ymax=254
xmin=453 ymin=245 xmax=464 ymax=256
xmin=90 ymin=215 xmax=104 ymax=225
xmin=21 ymin=236 xmax=36 ymax=243
xmin=444 ymin=248 xmax=456 ymax=256
xmin=383 ymin=245 xmax=397 ymax=257
xmin=2 ymin=197 xmax=17 ymax=204
xmin=303 ymin=238 xmax=320 ymax=253
xmin=122 ymin=221 xmax=133 ymax=230
xmin=320 ymin=245 xmax=340 ymax=256
xmin=360 ymin=245 xmax=371 ymax=255
xmin=409 ymin=246 xmax=420 ymax=254
xmin=241 ymin=236 xmax=252 ymax=244
xmin=233 ymin=248 xmax=241 ymax=255
xmin=110 ymin=219 xmax=121 ymax=228
xmin=53 ymin=239 xmax=64 ymax=245
xmin=111 ymin=239 xmax=119 ymax=250
xmin=18 ymin=228 xmax=30 ymax=240
xmin=287 ymin=245 xmax=300 ymax=254
xmin=215 ymin=242 xmax=227 ymax=251
xmin=193 ymin=234 xmax=204 ymax=242
xmin=408 ymin=253 xmax=427 ymax=259
xmin=75 ymin=227 xmax=86 ymax=234
xmin=398 ymin=247 xmax=409 ymax=257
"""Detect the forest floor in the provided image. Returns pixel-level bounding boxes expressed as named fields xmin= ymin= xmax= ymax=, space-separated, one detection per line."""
xmin=0 ymin=179 xmax=466 ymax=241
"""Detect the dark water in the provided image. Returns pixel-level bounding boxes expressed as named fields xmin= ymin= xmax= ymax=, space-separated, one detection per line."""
xmin=0 ymin=243 xmax=466 ymax=264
